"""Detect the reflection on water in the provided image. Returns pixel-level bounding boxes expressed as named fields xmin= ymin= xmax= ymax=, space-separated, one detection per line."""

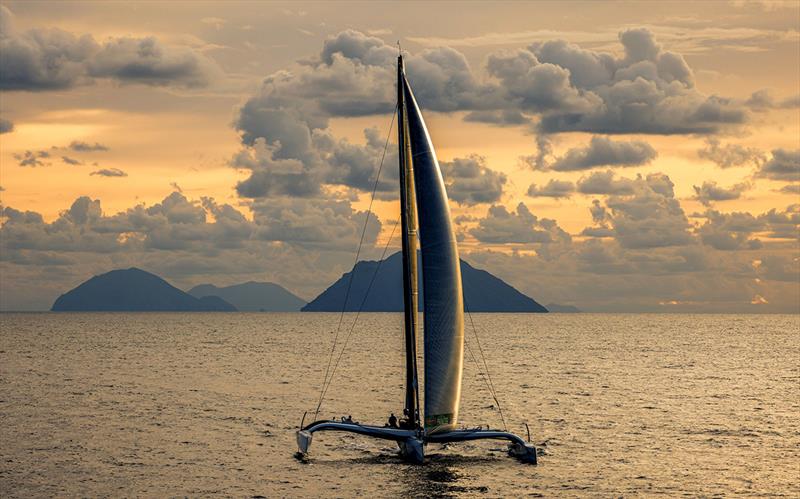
xmin=1 ymin=312 xmax=798 ymax=497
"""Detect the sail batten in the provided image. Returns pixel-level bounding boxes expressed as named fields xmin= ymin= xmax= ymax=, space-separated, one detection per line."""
xmin=399 ymin=66 xmax=464 ymax=434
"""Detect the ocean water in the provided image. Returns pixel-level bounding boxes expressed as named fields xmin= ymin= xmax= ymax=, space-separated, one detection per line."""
xmin=1 ymin=312 xmax=798 ymax=497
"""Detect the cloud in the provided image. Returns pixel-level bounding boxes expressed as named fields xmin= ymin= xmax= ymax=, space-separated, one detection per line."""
xmin=0 ymin=192 xmax=381 ymax=256
xmin=778 ymin=184 xmax=800 ymax=194
xmin=13 ymin=150 xmax=50 ymax=167
xmin=576 ymin=170 xmax=637 ymax=195
xmin=526 ymin=179 xmax=575 ymax=198
xmin=581 ymin=172 xmax=692 ymax=249
xmin=745 ymin=89 xmax=800 ymax=110
xmin=232 ymin=128 xmax=399 ymax=199
xmin=90 ymin=168 xmax=127 ymax=177
xmin=545 ymin=136 xmax=657 ymax=171
xmin=756 ymin=149 xmax=800 ymax=182
xmin=529 ymin=29 xmax=747 ymax=134
xmin=234 ymin=27 xmax=748 ymax=184
xmin=693 ymin=181 xmax=750 ymax=206
xmin=69 ymin=141 xmax=109 ymax=152
xmin=440 ymin=155 xmax=507 ymax=205
xmin=470 ymin=202 xmax=570 ymax=245
xmin=0 ymin=117 xmax=13 ymax=133
xmin=250 ymin=197 xmax=381 ymax=251
xmin=697 ymin=138 xmax=765 ymax=168
xmin=694 ymin=204 xmax=798 ymax=250
xmin=61 ymin=156 xmax=83 ymax=165
xmin=0 ymin=5 xmax=220 ymax=91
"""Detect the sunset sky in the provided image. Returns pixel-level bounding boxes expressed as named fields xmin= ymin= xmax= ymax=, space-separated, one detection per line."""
xmin=1 ymin=1 xmax=798 ymax=312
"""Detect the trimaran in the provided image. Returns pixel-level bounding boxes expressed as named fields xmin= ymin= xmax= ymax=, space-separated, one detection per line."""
xmin=295 ymin=53 xmax=537 ymax=465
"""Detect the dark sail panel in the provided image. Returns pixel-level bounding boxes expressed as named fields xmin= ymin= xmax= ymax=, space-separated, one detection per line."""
xmin=401 ymin=73 xmax=464 ymax=434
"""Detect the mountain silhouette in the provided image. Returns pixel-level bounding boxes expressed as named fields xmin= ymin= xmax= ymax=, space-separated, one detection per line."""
xmin=302 ymin=251 xmax=547 ymax=313
xmin=188 ymin=282 xmax=306 ymax=311
xmin=51 ymin=268 xmax=236 ymax=311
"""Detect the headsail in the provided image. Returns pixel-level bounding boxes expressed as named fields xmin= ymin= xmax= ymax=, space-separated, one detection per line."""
xmin=399 ymin=59 xmax=465 ymax=433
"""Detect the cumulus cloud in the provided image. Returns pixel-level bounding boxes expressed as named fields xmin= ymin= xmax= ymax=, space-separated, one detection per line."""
xmin=544 ymin=136 xmax=657 ymax=171
xmin=694 ymin=205 xmax=800 ymax=250
xmin=440 ymin=155 xmax=506 ymax=205
xmin=232 ymin=127 xmax=399 ymax=199
xmin=580 ymin=172 xmax=691 ymax=249
xmin=756 ymin=149 xmax=800 ymax=182
xmin=0 ymin=192 xmax=381 ymax=268
xmin=234 ymin=27 xmax=748 ymax=193
xmin=0 ymin=117 xmax=13 ymax=133
xmin=527 ymin=179 xmax=575 ymax=198
xmin=0 ymin=5 xmax=220 ymax=91
xmin=90 ymin=168 xmax=127 ymax=177
xmin=470 ymin=202 xmax=570 ymax=245
xmin=697 ymin=138 xmax=765 ymax=168
xmin=529 ymin=29 xmax=746 ymax=134
xmin=576 ymin=170 xmax=637 ymax=195
xmin=693 ymin=181 xmax=750 ymax=206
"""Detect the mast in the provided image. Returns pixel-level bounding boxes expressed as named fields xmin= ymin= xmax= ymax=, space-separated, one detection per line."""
xmin=397 ymin=54 xmax=421 ymax=428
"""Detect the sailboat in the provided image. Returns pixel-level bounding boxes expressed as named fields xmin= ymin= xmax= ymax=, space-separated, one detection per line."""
xmin=295 ymin=54 xmax=537 ymax=465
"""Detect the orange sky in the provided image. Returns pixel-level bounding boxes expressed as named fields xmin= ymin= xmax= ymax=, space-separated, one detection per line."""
xmin=1 ymin=1 xmax=798 ymax=311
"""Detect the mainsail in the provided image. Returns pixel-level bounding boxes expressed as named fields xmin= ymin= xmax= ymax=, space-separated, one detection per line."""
xmin=398 ymin=56 xmax=465 ymax=433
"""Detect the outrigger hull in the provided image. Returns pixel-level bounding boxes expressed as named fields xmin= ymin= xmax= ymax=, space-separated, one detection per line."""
xmin=295 ymin=421 xmax=536 ymax=465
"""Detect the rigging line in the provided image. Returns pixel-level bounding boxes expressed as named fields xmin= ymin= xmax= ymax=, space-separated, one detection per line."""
xmin=463 ymin=334 xmax=502 ymax=429
xmin=315 ymin=219 xmax=400 ymax=414
xmin=313 ymin=105 xmax=398 ymax=420
xmin=464 ymin=298 xmax=508 ymax=432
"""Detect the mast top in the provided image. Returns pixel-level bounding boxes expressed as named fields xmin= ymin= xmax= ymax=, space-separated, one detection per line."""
xmin=397 ymin=41 xmax=405 ymax=71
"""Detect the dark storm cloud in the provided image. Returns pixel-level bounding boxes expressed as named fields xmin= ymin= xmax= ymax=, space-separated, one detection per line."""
xmin=69 ymin=141 xmax=109 ymax=152
xmin=526 ymin=179 xmax=575 ymax=198
xmin=756 ymin=149 xmax=800 ymax=182
xmin=90 ymin=168 xmax=127 ymax=177
xmin=0 ymin=5 xmax=219 ymax=91
xmin=440 ymin=155 xmax=507 ymax=205
xmin=0 ymin=117 xmax=13 ymax=133
xmin=545 ymin=136 xmax=657 ymax=172
xmin=470 ymin=202 xmax=570 ymax=245
xmin=693 ymin=181 xmax=750 ymax=206
xmin=697 ymin=138 xmax=765 ymax=169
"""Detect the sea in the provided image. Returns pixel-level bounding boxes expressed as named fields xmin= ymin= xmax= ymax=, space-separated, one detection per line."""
xmin=1 ymin=312 xmax=798 ymax=497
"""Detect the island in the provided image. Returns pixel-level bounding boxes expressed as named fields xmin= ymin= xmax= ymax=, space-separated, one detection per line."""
xmin=303 ymin=251 xmax=547 ymax=313
xmin=51 ymin=268 xmax=237 ymax=312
